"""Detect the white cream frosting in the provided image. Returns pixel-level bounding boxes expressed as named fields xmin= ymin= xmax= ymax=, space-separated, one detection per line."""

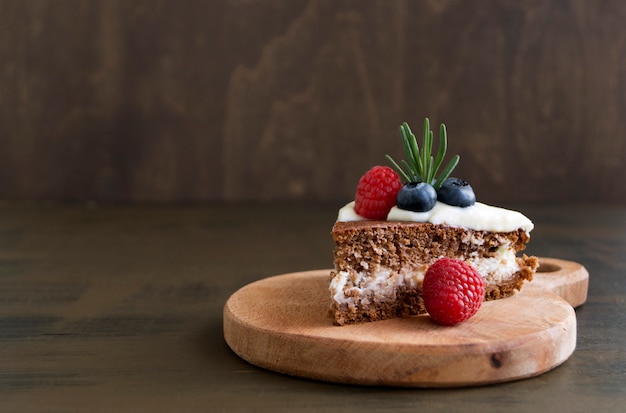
xmin=337 ymin=201 xmax=534 ymax=234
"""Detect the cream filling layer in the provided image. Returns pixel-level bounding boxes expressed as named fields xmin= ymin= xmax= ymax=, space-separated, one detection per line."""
xmin=330 ymin=247 xmax=519 ymax=306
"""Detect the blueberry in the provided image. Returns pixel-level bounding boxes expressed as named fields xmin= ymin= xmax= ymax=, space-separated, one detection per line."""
xmin=396 ymin=182 xmax=437 ymax=212
xmin=437 ymin=177 xmax=476 ymax=207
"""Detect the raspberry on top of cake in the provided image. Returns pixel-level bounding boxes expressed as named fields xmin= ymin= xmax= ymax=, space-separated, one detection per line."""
xmin=330 ymin=118 xmax=539 ymax=326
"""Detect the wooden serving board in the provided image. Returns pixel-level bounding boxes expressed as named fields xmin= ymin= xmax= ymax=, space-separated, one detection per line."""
xmin=223 ymin=257 xmax=588 ymax=387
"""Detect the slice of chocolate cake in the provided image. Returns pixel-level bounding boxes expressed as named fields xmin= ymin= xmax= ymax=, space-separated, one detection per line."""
xmin=329 ymin=118 xmax=538 ymax=325
xmin=329 ymin=202 xmax=538 ymax=325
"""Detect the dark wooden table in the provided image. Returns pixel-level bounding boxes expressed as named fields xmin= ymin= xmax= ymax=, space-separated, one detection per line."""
xmin=1 ymin=203 xmax=625 ymax=412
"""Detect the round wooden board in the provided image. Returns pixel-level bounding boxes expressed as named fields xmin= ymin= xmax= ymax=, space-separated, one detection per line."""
xmin=223 ymin=258 xmax=587 ymax=387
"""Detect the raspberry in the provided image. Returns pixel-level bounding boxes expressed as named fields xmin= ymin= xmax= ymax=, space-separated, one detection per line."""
xmin=422 ymin=258 xmax=485 ymax=326
xmin=354 ymin=166 xmax=402 ymax=220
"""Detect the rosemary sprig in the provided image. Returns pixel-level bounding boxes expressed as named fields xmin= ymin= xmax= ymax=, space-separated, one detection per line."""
xmin=385 ymin=118 xmax=459 ymax=190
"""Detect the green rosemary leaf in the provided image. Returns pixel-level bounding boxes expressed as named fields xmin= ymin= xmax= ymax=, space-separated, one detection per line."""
xmin=393 ymin=118 xmax=459 ymax=187
xmin=428 ymin=155 xmax=435 ymax=184
xmin=428 ymin=130 xmax=434 ymax=159
xmin=422 ymin=118 xmax=430 ymax=151
xmin=385 ymin=154 xmax=412 ymax=183
xmin=415 ymin=151 xmax=424 ymax=179
xmin=400 ymin=160 xmax=415 ymax=181
xmin=404 ymin=124 xmax=421 ymax=177
xmin=399 ymin=124 xmax=416 ymax=173
xmin=434 ymin=155 xmax=460 ymax=189
xmin=432 ymin=123 xmax=447 ymax=179
xmin=422 ymin=119 xmax=432 ymax=178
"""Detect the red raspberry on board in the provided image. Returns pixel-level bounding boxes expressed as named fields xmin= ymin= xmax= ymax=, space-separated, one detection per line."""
xmin=354 ymin=166 xmax=402 ymax=220
xmin=422 ymin=258 xmax=486 ymax=326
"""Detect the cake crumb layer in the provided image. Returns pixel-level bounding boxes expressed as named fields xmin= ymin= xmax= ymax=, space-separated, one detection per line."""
xmin=330 ymin=220 xmax=539 ymax=325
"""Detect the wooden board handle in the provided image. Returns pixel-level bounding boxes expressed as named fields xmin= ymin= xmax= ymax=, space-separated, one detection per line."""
xmin=531 ymin=257 xmax=589 ymax=308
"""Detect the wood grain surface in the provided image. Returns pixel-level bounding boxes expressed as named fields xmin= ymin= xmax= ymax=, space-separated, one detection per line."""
xmin=223 ymin=261 xmax=582 ymax=387
xmin=0 ymin=203 xmax=625 ymax=411
xmin=1 ymin=1 xmax=626 ymax=203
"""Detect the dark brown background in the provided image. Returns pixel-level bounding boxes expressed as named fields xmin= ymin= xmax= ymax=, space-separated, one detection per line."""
xmin=1 ymin=0 xmax=625 ymax=204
